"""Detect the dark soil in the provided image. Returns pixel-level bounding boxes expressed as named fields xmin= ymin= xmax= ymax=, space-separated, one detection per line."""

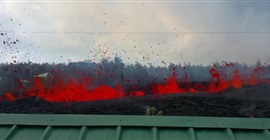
xmin=1 ymin=83 xmax=270 ymax=118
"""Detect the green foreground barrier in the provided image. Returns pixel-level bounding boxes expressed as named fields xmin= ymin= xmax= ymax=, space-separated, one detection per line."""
xmin=0 ymin=114 xmax=270 ymax=140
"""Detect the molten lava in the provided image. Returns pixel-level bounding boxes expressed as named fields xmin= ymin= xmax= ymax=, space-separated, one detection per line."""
xmin=1 ymin=64 xmax=269 ymax=102
xmin=25 ymin=78 xmax=126 ymax=102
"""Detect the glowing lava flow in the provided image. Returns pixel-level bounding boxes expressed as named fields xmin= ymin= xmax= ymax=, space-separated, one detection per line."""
xmin=152 ymin=65 xmax=269 ymax=94
xmin=24 ymin=77 xmax=126 ymax=102
xmin=1 ymin=65 xmax=269 ymax=102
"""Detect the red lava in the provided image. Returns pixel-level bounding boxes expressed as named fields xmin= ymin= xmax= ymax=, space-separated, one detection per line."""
xmin=1 ymin=64 xmax=270 ymax=102
xmin=3 ymin=92 xmax=15 ymax=101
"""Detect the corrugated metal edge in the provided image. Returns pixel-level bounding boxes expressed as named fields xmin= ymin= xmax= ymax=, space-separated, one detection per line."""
xmin=1 ymin=124 xmax=17 ymax=140
xmin=0 ymin=114 xmax=269 ymax=129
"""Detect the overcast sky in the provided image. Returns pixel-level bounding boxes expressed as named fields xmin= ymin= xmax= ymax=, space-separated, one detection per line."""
xmin=0 ymin=0 xmax=270 ymax=66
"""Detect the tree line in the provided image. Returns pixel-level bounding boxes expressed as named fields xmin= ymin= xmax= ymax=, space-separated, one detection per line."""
xmin=0 ymin=57 xmax=269 ymax=94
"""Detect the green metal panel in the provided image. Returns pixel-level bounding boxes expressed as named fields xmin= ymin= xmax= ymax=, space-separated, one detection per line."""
xmin=158 ymin=128 xmax=190 ymax=140
xmin=121 ymin=127 xmax=152 ymax=140
xmin=47 ymin=127 xmax=81 ymax=140
xmin=1 ymin=114 xmax=270 ymax=140
xmin=232 ymin=129 xmax=270 ymax=140
xmin=6 ymin=126 xmax=45 ymax=140
xmin=85 ymin=127 xmax=116 ymax=140
xmin=195 ymin=128 xmax=232 ymax=140
xmin=0 ymin=126 xmax=11 ymax=139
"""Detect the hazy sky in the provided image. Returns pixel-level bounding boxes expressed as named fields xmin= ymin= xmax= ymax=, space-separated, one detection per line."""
xmin=0 ymin=0 xmax=270 ymax=66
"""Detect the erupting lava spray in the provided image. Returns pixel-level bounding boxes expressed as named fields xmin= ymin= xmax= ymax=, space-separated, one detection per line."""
xmin=1 ymin=63 xmax=270 ymax=102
